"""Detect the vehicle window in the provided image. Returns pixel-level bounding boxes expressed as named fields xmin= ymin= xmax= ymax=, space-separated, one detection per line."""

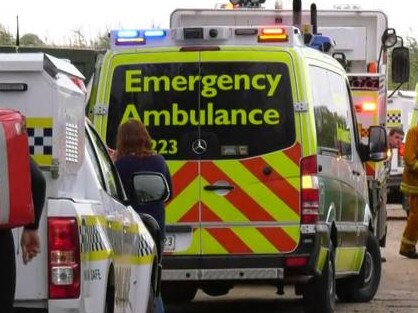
xmin=310 ymin=65 xmax=353 ymax=159
xmin=106 ymin=60 xmax=295 ymax=160
xmin=86 ymin=124 xmax=124 ymax=199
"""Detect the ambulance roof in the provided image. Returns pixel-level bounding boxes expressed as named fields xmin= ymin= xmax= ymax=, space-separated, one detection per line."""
xmin=0 ymin=53 xmax=84 ymax=79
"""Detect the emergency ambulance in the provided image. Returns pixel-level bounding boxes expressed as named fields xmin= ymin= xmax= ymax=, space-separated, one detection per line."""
xmin=171 ymin=0 xmax=410 ymax=250
xmin=0 ymin=53 xmax=165 ymax=313
xmin=86 ymin=2 xmax=390 ymax=312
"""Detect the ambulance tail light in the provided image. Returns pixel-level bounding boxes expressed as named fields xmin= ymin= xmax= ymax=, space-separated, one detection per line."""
xmin=258 ymin=27 xmax=288 ymax=42
xmin=300 ymin=155 xmax=319 ymax=224
xmin=285 ymin=256 xmax=308 ymax=267
xmin=48 ymin=217 xmax=80 ymax=299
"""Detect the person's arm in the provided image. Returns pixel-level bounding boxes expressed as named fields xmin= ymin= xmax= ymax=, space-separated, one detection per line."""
xmin=25 ymin=158 xmax=46 ymax=230
xmin=403 ymin=128 xmax=418 ymax=171
xmin=21 ymin=158 xmax=46 ymax=264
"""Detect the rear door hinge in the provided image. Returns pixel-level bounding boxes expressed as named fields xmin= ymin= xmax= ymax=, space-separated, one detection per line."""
xmin=294 ymin=102 xmax=308 ymax=112
xmin=93 ymin=105 xmax=108 ymax=115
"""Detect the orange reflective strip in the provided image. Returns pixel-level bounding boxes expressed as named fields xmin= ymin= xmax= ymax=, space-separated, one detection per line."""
xmin=366 ymin=162 xmax=375 ymax=176
xmin=257 ymin=227 xmax=297 ymax=252
xmin=201 ymin=162 xmax=276 ymax=221
xmin=207 ymin=228 xmax=253 ymax=254
xmin=171 ymin=162 xmax=198 ymax=198
xmin=283 ymin=143 xmax=301 ymax=165
xmin=201 ymin=203 xmax=222 ymax=222
xmin=178 ymin=202 xmax=199 ymax=223
xmin=240 ymin=156 xmax=299 ymax=214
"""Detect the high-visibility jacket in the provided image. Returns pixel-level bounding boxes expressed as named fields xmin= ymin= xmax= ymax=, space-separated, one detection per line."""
xmin=400 ymin=126 xmax=418 ymax=194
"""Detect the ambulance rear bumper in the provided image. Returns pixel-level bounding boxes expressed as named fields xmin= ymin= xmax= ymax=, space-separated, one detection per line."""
xmin=162 ymin=267 xmax=284 ymax=281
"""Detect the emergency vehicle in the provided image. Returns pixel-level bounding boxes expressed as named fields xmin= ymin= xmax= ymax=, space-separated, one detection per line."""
xmin=386 ymin=89 xmax=416 ymax=201
xmin=170 ymin=0 xmax=409 ymax=250
xmin=86 ymin=1 xmax=390 ymax=312
xmin=0 ymin=53 xmax=165 ymax=313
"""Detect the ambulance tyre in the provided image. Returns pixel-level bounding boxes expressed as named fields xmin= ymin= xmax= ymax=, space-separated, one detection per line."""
xmin=303 ymin=244 xmax=336 ymax=313
xmin=336 ymin=231 xmax=381 ymax=302
xmin=161 ymin=282 xmax=197 ymax=304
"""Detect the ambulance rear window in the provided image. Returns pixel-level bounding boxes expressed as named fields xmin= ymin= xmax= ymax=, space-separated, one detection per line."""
xmin=107 ymin=61 xmax=295 ymax=160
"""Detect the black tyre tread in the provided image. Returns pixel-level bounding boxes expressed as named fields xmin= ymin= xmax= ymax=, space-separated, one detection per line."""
xmin=303 ymin=245 xmax=336 ymax=313
xmin=336 ymin=232 xmax=381 ymax=302
xmin=161 ymin=282 xmax=197 ymax=304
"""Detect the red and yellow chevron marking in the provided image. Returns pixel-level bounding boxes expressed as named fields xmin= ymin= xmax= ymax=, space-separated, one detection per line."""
xmin=366 ymin=162 xmax=375 ymax=177
xmin=166 ymin=143 xmax=302 ymax=255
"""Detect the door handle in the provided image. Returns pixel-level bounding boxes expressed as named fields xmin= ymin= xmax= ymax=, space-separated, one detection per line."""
xmin=352 ymin=170 xmax=361 ymax=176
xmin=204 ymin=184 xmax=234 ymax=191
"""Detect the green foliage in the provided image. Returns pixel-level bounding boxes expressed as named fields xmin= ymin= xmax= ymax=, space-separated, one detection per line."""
xmin=0 ymin=24 xmax=15 ymax=45
xmin=20 ymin=33 xmax=45 ymax=46
xmin=406 ymin=36 xmax=418 ymax=90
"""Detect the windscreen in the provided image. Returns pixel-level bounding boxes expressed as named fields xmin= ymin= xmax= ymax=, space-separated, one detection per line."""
xmin=107 ymin=61 xmax=295 ymax=160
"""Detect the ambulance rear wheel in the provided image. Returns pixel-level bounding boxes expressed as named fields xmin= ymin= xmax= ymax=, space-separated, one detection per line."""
xmin=336 ymin=231 xmax=381 ymax=302
xmin=161 ymin=282 xmax=197 ymax=304
xmin=303 ymin=244 xmax=336 ymax=313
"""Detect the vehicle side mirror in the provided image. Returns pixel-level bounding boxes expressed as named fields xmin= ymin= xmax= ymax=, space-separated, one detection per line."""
xmin=368 ymin=126 xmax=388 ymax=161
xmin=132 ymin=172 xmax=170 ymax=204
xmin=392 ymin=46 xmax=410 ymax=83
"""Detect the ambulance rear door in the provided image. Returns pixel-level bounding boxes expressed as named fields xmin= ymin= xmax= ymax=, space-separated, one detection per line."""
xmin=95 ymin=51 xmax=202 ymax=256
xmin=95 ymin=48 xmax=302 ymax=258
xmin=197 ymin=49 xmax=301 ymax=256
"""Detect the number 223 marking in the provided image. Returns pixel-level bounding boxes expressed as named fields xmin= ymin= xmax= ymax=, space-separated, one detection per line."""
xmin=151 ymin=139 xmax=178 ymax=155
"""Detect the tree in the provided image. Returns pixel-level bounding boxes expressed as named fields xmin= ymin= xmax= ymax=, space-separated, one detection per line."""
xmin=90 ymin=30 xmax=109 ymax=49
xmin=406 ymin=36 xmax=418 ymax=90
xmin=20 ymin=33 xmax=45 ymax=46
xmin=0 ymin=23 xmax=15 ymax=46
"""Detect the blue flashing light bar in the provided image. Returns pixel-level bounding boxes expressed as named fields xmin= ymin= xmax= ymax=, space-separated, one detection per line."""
xmin=144 ymin=29 xmax=166 ymax=38
xmin=114 ymin=29 xmax=167 ymax=46
xmin=117 ymin=30 xmax=140 ymax=38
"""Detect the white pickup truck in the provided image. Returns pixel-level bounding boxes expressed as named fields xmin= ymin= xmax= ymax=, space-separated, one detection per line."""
xmin=0 ymin=53 xmax=166 ymax=313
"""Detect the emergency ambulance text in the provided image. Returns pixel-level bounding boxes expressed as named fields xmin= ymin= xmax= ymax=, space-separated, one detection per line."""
xmin=125 ymin=70 xmax=282 ymax=98
xmin=121 ymin=103 xmax=280 ymax=127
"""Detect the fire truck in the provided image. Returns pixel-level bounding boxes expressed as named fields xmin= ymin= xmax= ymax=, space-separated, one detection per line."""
xmin=86 ymin=0 xmax=408 ymax=312
xmin=0 ymin=53 xmax=167 ymax=313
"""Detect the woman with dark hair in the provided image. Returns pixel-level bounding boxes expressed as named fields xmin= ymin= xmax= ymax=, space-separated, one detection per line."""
xmin=114 ymin=118 xmax=171 ymax=313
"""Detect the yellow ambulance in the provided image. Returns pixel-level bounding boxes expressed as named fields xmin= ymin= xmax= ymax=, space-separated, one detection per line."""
xmin=87 ymin=10 xmax=389 ymax=313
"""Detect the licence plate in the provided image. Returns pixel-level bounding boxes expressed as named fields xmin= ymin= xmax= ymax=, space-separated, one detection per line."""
xmin=164 ymin=234 xmax=175 ymax=252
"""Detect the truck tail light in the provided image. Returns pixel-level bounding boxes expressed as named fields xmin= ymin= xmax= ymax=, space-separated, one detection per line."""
xmin=48 ymin=217 xmax=80 ymax=299
xmin=300 ymin=155 xmax=319 ymax=224
xmin=258 ymin=27 xmax=288 ymax=42
xmin=361 ymin=102 xmax=377 ymax=112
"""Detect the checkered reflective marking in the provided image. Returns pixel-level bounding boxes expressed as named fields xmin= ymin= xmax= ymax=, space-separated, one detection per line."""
xmin=27 ymin=127 xmax=53 ymax=155
xmin=26 ymin=118 xmax=53 ymax=166
xmin=80 ymin=221 xmax=106 ymax=253
xmin=135 ymin=232 xmax=154 ymax=257
xmin=387 ymin=110 xmax=402 ymax=126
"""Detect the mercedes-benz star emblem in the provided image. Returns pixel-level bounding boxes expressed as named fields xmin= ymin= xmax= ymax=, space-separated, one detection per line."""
xmin=192 ymin=139 xmax=208 ymax=155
